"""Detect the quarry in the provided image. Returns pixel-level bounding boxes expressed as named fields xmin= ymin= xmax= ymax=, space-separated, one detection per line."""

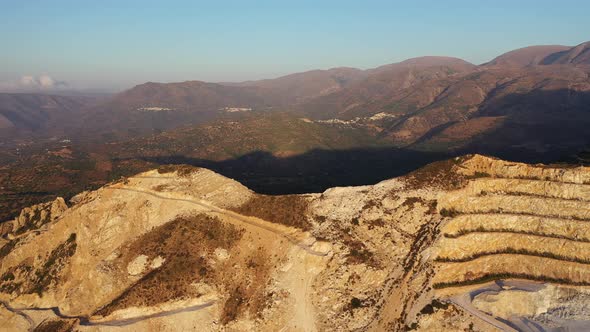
xmin=0 ymin=155 xmax=589 ymax=331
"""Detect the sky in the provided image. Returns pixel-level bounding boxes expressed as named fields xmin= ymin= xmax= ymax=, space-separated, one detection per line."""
xmin=1 ymin=0 xmax=589 ymax=92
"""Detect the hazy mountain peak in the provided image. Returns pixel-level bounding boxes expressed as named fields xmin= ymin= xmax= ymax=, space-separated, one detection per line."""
xmin=397 ymin=55 xmax=474 ymax=66
xmin=543 ymin=41 xmax=590 ymax=65
xmin=371 ymin=56 xmax=475 ymax=73
xmin=484 ymin=45 xmax=571 ymax=67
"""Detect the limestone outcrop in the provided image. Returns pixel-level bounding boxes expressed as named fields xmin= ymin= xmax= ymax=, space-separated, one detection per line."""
xmin=1 ymin=197 xmax=67 ymax=237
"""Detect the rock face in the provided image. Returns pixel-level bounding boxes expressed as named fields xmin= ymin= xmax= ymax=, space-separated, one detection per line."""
xmin=1 ymin=197 xmax=67 ymax=237
xmin=431 ymin=156 xmax=590 ymax=330
xmin=1 ymin=155 xmax=590 ymax=331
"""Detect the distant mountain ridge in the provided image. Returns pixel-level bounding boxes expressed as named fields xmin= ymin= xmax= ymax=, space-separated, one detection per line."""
xmin=100 ymin=42 xmax=589 ymax=125
xmin=227 ymin=67 xmax=367 ymax=104
xmin=0 ymin=93 xmax=97 ymax=133
xmin=484 ymin=45 xmax=571 ymax=66
xmin=86 ymin=43 xmax=590 ymax=164
xmin=543 ymin=41 xmax=590 ymax=65
xmin=2 ymin=41 xmax=590 ymax=151
xmin=104 ymin=80 xmax=272 ymax=111
xmin=485 ymin=41 xmax=590 ymax=67
xmin=2 ymin=41 xmax=590 ymax=228
xmin=99 ymin=56 xmax=476 ymax=117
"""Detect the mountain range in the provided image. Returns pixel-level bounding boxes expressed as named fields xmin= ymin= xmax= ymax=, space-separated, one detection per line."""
xmin=3 ymin=39 xmax=590 ymax=332
xmin=1 ymin=41 xmax=590 ymax=222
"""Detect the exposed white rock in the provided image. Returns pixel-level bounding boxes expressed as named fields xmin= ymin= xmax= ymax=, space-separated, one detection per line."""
xmin=150 ymin=255 xmax=166 ymax=269
xmin=127 ymin=255 xmax=149 ymax=276
xmin=213 ymin=248 xmax=229 ymax=261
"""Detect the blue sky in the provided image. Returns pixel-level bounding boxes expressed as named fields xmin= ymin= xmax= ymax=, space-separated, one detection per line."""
xmin=1 ymin=0 xmax=589 ymax=92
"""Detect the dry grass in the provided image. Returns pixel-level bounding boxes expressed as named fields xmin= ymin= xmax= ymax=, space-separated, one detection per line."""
xmin=222 ymin=286 xmax=245 ymax=324
xmin=231 ymin=194 xmax=311 ymax=231
xmin=33 ymin=319 xmax=76 ymax=332
xmin=403 ymin=157 xmax=468 ymax=190
xmin=401 ymin=197 xmax=438 ymax=214
xmin=435 ymin=248 xmax=590 ymax=265
xmin=0 ymin=235 xmax=77 ymax=296
xmin=0 ymin=239 xmax=19 ymax=260
xmin=401 ymin=197 xmax=424 ymax=209
xmin=443 ymin=227 xmax=590 ymax=243
xmin=433 ymin=273 xmax=590 ymax=289
xmin=96 ymin=214 xmax=244 ymax=316
xmin=220 ymin=248 xmax=273 ymax=325
xmin=337 ymin=229 xmax=380 ymax=268
xmin=95 ymin=214 xmax=275 ymax=325
xmin=29 ymin=233 xmax=77 ymax=296
xmin=157 ymin=164 xmax=200 ymax=177
xmin=151 ymin=184 xmax=169 ymax=192
xmin=440 ymin=208 xmax=460 ymax=218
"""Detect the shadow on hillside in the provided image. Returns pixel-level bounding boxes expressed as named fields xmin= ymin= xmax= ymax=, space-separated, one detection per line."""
xmin=405 ymin=87 xmax=590 ymax=165
xmin=101 ymin=87 xmax=590 ymax=196
xmin=138 ymin=148 xmax=451 ymax=194
xmin=3 ymin=88 xmax=590 ymax=222
xmin=138 ymin=85 xmax=590 ymax=194
xmin=462 ymin=88 xmax=590 ymax=163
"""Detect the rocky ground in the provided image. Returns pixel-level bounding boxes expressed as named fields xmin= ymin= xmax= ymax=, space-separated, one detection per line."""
xmin=0 ymin=155 xmax=589 ymax=331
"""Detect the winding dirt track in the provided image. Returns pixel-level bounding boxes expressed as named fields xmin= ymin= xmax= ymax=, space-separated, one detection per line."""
xmin=447 ymin=280 xmax=549 ymax=332
xmin=0 ymin=183 xmax=329 ymax=330
xmin=0 ymin=300 xmax=35 ymax=329
xmin=449 ymin=293 xmax=517 ymax=332
xmin=107 ymin=186 xmax=330 ymax=257
xmin=0 ymin=299 xmax=216 ymax=330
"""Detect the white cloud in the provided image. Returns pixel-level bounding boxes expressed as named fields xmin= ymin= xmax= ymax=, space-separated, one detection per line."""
xmin=20 ymin=75 xmax=38 ymax=87
xmin=38 ymin=74 xmax=56 ymax=87
xmin=0 ymin=74 xmax=68 ymax=92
